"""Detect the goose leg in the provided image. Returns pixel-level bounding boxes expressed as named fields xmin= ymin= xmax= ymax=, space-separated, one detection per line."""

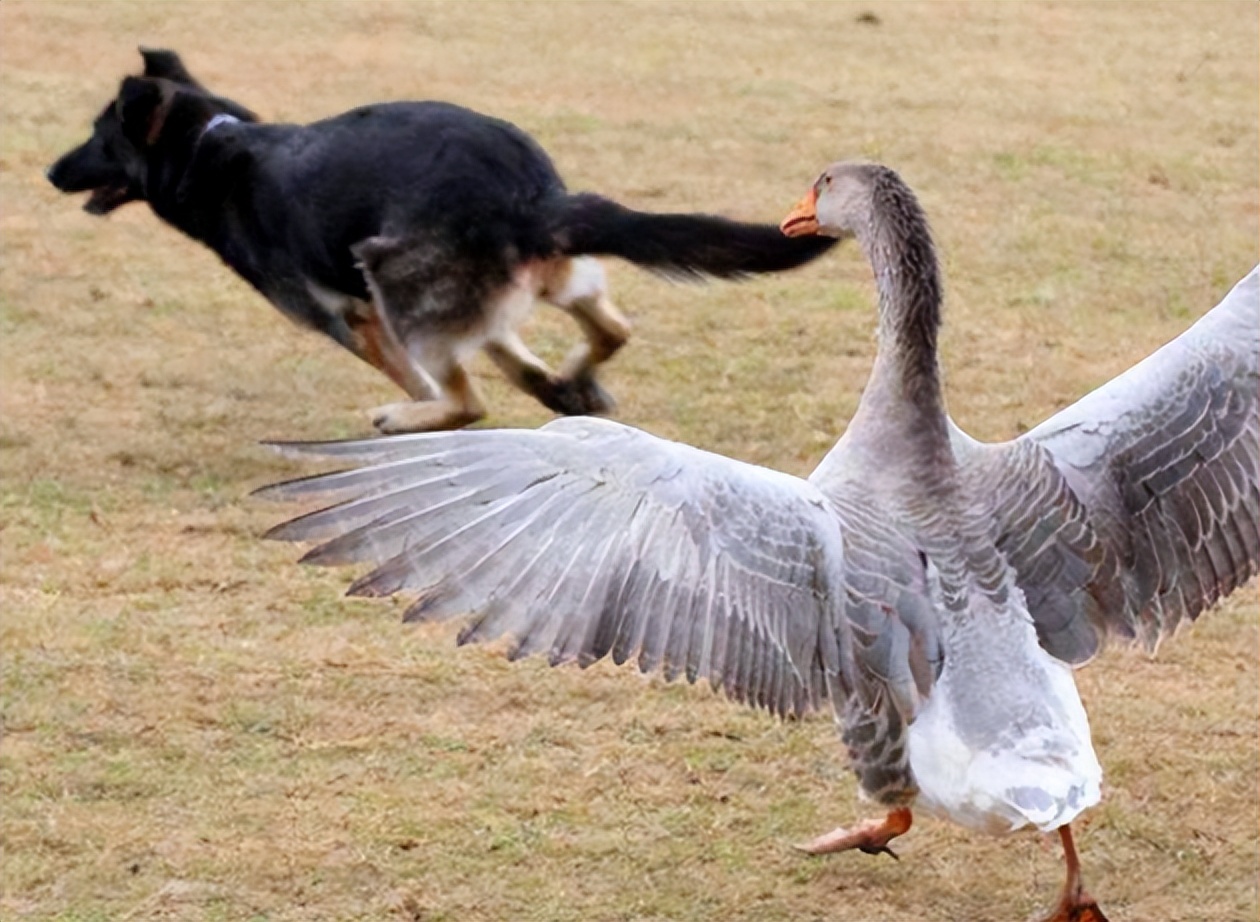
xmin=794 ymin=807 xmax=912 ymax=859
xmin=1036 ymin=824 xmax=1108 ymax=922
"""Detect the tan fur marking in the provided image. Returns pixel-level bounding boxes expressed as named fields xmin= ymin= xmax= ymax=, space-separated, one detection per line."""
xmin=484 ymin=335 xmax=555 ymax=394
xmin=370 ymin=364 xmax=486 ymax=434
xmin=143 ymin=81 xmax=178 ymax=146
xmin=556 ymin=293 xmax=631 ymax=380
xmin=533 ymin=255 xmax=631 ymax=381
xmin=344 ymin=300 xmax=432 ymax=400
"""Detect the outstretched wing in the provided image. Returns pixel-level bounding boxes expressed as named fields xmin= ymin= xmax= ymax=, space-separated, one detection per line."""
xmin=258 ymin=417 xmax=850 ymax=718
xmin=973 ymin=268 xmax=1260 ymax=663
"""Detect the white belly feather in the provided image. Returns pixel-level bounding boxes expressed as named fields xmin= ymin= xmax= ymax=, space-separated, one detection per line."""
xmin=906 ymin=617 xmax=1103 ymax=835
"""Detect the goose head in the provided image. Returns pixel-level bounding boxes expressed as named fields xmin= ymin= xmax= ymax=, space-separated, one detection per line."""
xmin=779 ymin=160 xmax=945 ymax=413
xmin=780 ymin=161 xmax=881 ymax=240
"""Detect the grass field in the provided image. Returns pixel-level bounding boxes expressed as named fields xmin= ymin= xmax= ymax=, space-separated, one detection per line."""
xmin=2 ymin=3 xmax=1257 ymax=921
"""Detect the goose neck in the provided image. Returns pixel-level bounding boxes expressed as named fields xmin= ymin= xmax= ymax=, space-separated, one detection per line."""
xmin=843 ymin=191 xmax=951 ymax=472
xmin=857 ymin=214 xmax=945 ymax=407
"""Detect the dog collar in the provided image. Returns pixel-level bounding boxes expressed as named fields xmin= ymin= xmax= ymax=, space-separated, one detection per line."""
xmin=201 ymin=113 xmax=240 ymax=137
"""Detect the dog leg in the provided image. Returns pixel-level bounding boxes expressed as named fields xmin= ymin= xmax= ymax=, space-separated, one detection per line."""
xmin=344 ymin=299 xmax=434 ymax=400
xmin=371 ymin=361 xmax=486 ymax=434
xmin=541 ymin=257 xmax=629 ymax=413
xmin=303 ymin=279 xmax=434 ymax=401
xmin=370 ymin=328 xmax=486 ymax=433
xmin=483 ymin=333 xmax=611 ymax=417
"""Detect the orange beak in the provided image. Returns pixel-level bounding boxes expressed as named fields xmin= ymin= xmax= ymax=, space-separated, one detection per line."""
xmin=780 ymin=188 xmax=819 ymax=237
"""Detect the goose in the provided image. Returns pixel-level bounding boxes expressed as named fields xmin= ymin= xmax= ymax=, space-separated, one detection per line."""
xmin=258 ymin=162 xmax=1259 ymax=921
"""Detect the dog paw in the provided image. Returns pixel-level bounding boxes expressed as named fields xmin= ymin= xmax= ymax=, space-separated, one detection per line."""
xmin=370 ymin=401 xmax=480 ymax=433
xmin=548 ymin=370 xmax=617 ymax=416
xmin=370 ymin=401 xmax=419 ymax=434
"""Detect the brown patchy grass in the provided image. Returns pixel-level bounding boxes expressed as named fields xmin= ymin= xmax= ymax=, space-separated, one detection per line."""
xmin=1 ymin=2 xmax=1257 ymax=921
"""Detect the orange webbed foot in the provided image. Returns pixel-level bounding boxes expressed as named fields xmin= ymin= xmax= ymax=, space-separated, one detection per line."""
xmin=1035 ymin=824 xmax=1109 ymax=922
xmin=794 ymin=807 xmax=912 ymax=859
xmin=1035 ymin=891 xmax=1108 ymax=922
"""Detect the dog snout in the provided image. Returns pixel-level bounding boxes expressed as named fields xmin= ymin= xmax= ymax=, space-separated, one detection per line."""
xmin=46 ymin=158 xmax=67 ymax=189
xmin=47 ymin=148 xmax=83 ymax=191
xmin=47 ymin=139 xmax=107 ymax=193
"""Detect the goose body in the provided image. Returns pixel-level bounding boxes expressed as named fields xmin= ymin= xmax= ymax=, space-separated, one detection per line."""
xmin=261 ymin=163 xmax=1259 ymax=920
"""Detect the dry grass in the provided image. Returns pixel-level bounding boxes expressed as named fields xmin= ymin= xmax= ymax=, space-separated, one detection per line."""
xmin=2 ymin=2 xmax=1257 ymax=921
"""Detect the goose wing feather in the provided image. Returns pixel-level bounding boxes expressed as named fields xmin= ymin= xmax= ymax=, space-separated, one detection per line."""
xmin=259 ymin=416 xmax=865 ymax=718
xmin=975 ymin=268 xmax=1259 ymax=662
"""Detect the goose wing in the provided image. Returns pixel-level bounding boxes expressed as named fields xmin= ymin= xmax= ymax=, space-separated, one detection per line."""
xmin=973 ymin=268 xmax=1260 ymax=663
xmin=258 ymin=416 xmax=860 ymax=718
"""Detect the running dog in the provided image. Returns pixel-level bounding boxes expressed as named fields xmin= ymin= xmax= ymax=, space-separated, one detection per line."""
xmin=47 ymin=49 xmax=834 ymax=432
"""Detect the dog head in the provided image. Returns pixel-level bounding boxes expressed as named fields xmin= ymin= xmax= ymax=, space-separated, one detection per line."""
xmin=47 ymin=48 xmax=256 ymax=215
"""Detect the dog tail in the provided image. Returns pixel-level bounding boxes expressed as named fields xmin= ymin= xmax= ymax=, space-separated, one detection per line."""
xmin=550 ymin=192 xmax=835 ymax=280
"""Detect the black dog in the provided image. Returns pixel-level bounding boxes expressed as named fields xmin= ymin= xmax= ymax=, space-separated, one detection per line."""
xmin=48 ymin=49 xmax=834 ymax=432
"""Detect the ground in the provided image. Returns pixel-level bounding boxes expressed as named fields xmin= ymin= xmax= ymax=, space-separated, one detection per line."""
xmin=1 ymin=3 xmax=1257 ymax=921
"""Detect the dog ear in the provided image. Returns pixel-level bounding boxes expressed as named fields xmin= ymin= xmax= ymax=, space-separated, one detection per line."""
xmin=138 ymin=48 xmax=201 ymax=87
xmin=116 ymin=76 xmax=170 ymax=146
xmin=136 ymin=48 xmax=259 ymax=122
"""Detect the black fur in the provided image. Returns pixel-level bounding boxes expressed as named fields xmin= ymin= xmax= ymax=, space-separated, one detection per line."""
xmin=554 ymin=193 xmax=836 ymax=280
xmin=48 ymin=49 xmax=835 ymax=430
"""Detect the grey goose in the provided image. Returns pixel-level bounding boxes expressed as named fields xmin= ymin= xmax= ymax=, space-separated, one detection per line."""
xmin=260 ymin=162 xmax=1259 ymax=922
